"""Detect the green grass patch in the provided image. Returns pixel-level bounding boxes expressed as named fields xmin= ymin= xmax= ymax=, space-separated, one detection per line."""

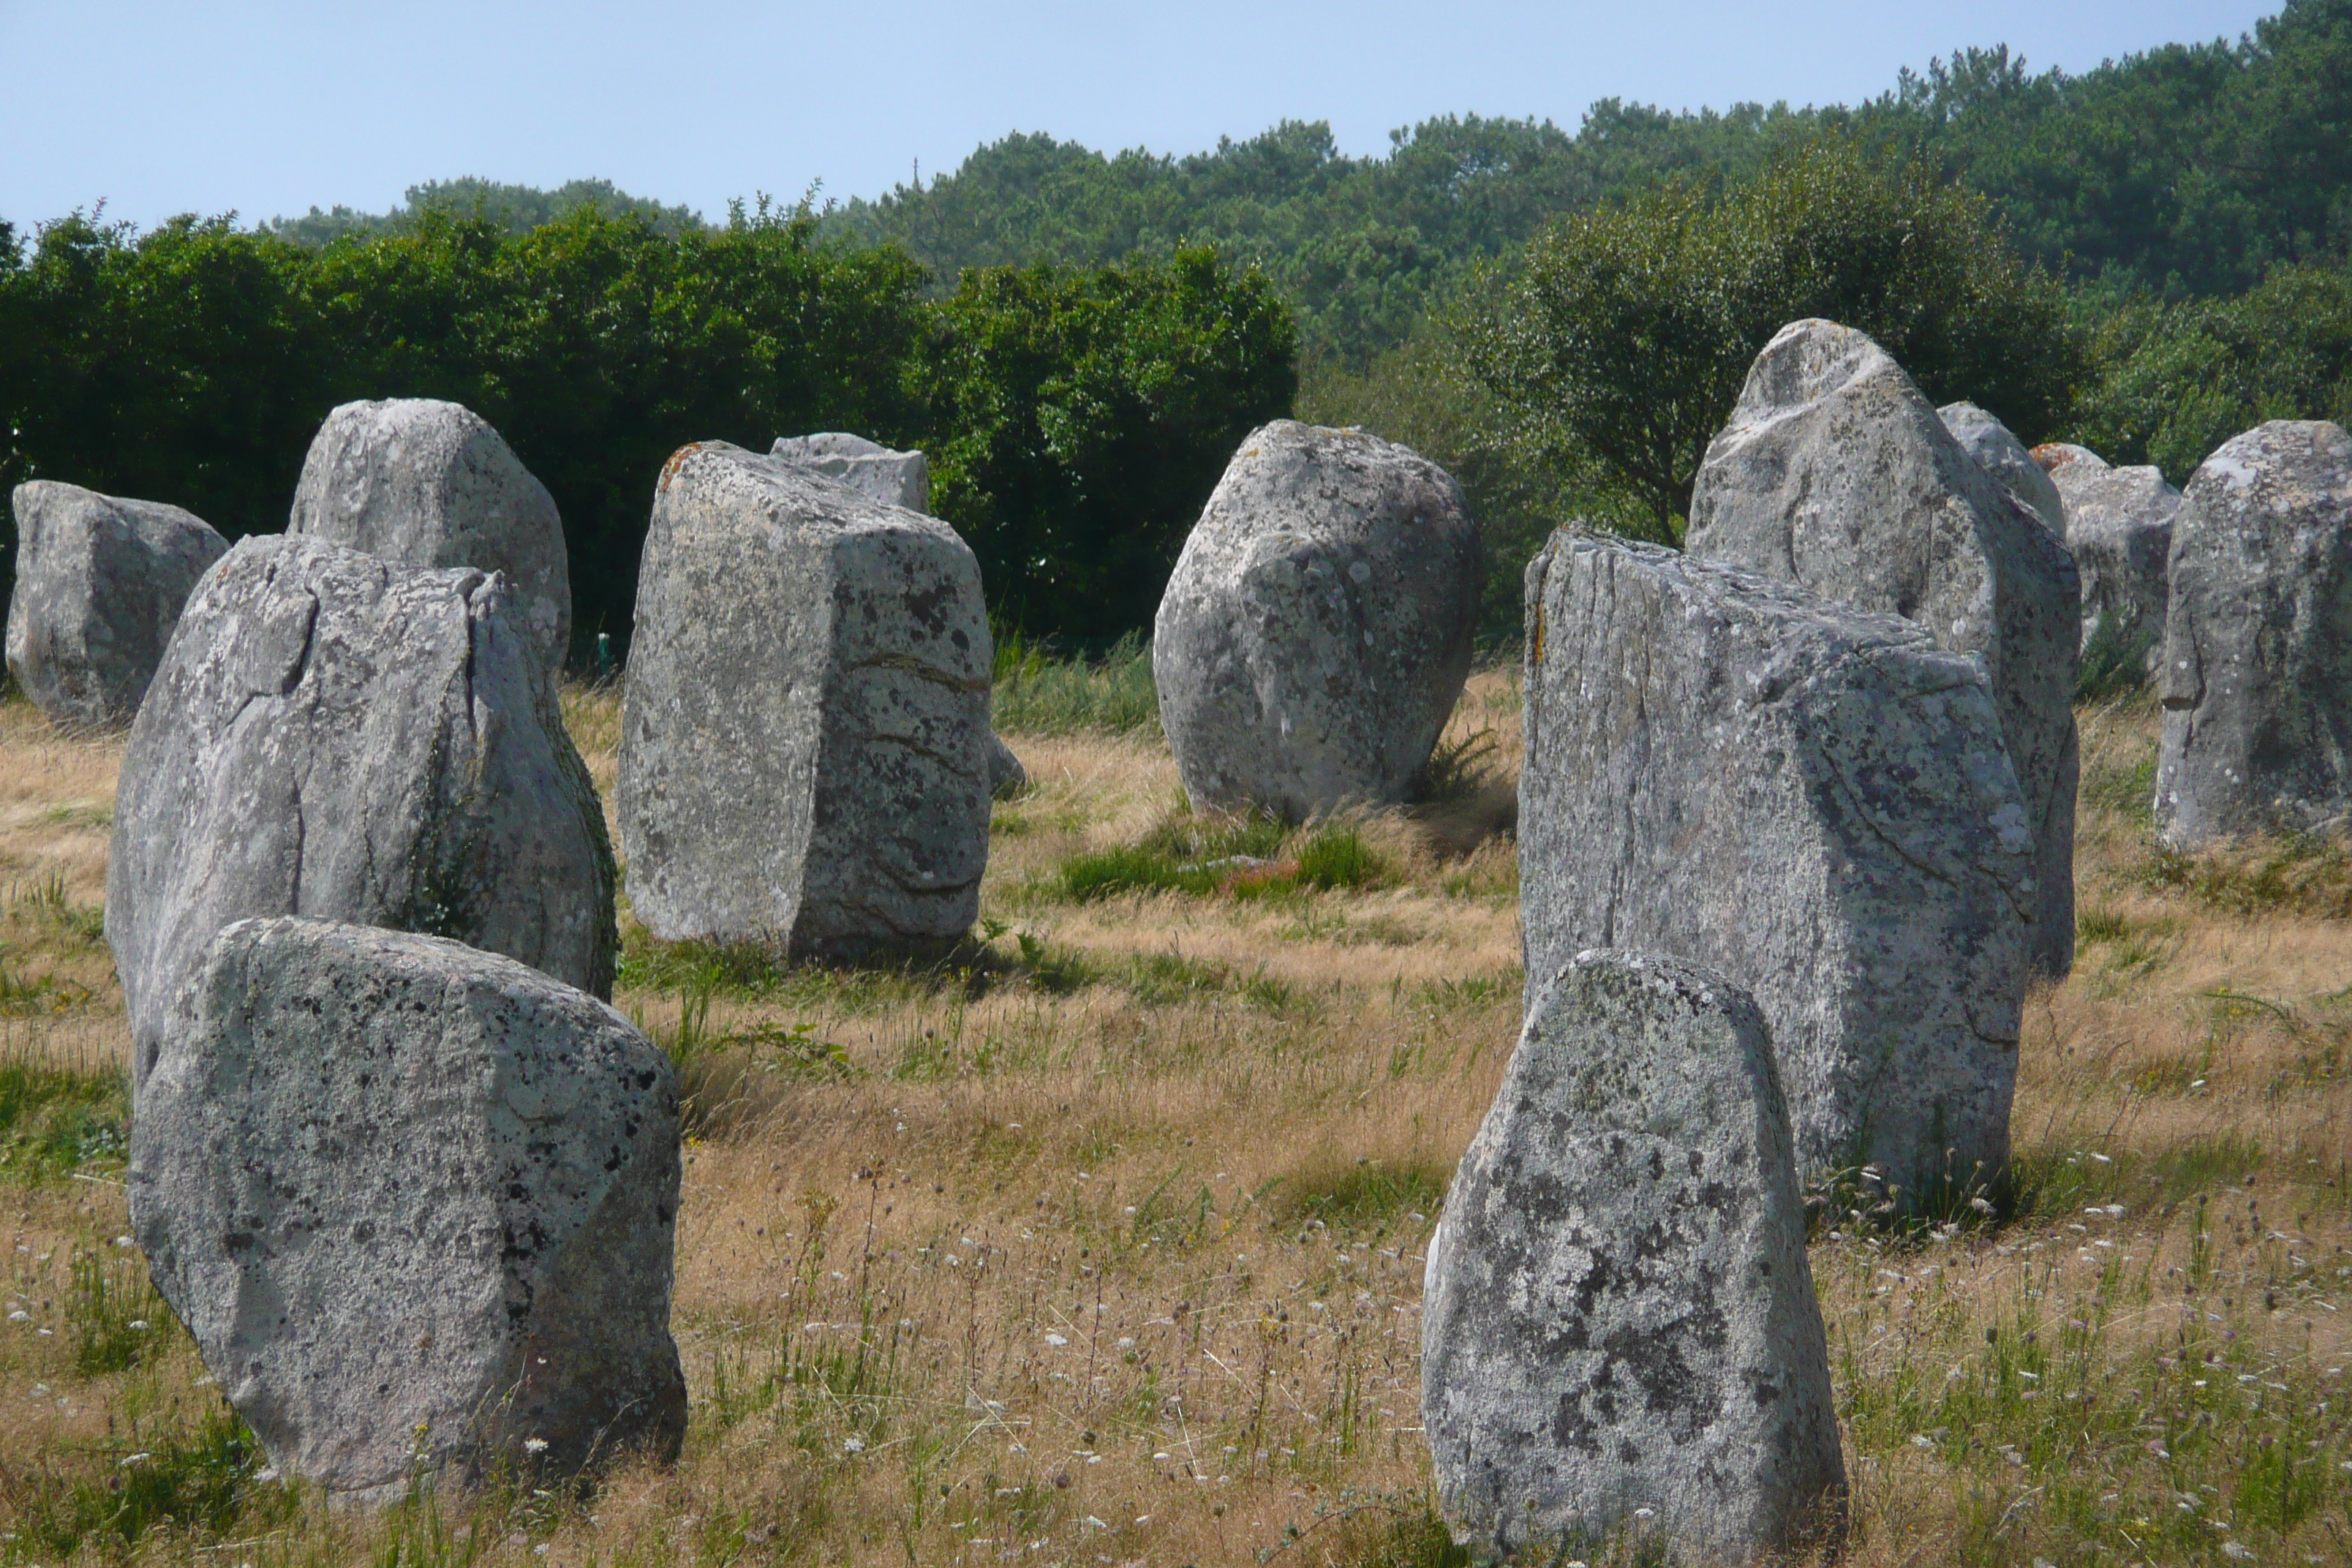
xmin=2079 ymin=736 xmax=2158 ymax=826
xmin=0 ymin=1058 xmax=128 ymax=1183
xmin=0 ymin=1403 xmax=292 ymax=1562
xmin=2136 ymin=830 xmax=2352 ymax=918
xmin=2005 ymin=1132 xmax=2266 ymax=1220
xmin=70 ymin=1248 xmax=168 ymax=1376
xmin=1058 ymin=815 xmax=1390 ymax=903
xmin=2077 ymin=617 xmax=2157 ymax=702
xmin=1275 ymin=1156 xmax=1449 ymax=1233
xmin=992 ymin=630 xmax=1161 ymax=737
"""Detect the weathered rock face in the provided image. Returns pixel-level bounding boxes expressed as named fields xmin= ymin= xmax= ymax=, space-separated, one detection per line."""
xmin=1423 ymin=949 xmax=1845 ymax=1564
xmin=1687 ymin=320 xmax=2079 ymax=978
xmin=106 ymin=535 xmax=617 ymax=1096
xmin=2155 ymin=420 xmax=2352 ymax=845
xmin=1153 ymin=421 xmax=1482 ymax=818
xmin=5 ymin=481 xmax=228 ymax=726
xmin=619 ymin=442 xmax=992 ymax=958
xmin=290 ymin=399 xmax=571 ymax=673
xmin=1940 ymin=401 xmax=2066 ymax=536
xmin=771 ymin=431 xmax=932 ymax=513
xmin=131 ymin=917 xmax=685 ymax=1502
xmin=1522 ymin=531 xmax=2032 ymax=1195
xmin=2047 ymin=446 xmax=2180 ymax=665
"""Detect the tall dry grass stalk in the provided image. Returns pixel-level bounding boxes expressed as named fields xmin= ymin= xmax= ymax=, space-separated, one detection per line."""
xmin=0 ymin=679 xmax=2344 ymax=1567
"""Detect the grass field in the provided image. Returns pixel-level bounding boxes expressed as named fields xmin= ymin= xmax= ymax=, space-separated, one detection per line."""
xmin=0 ymin=671 xmax=2346 ymax=1567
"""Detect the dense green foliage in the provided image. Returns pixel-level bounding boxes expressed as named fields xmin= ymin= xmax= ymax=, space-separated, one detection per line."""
xmin=918 ymin=246 xmax=1295 ymax=640
xmin=2068 ymin=258 xmax=2352 ymax=482
xmin=267 ymin=176 xmax=705 ymax=246
xmin=838 ymin=1 xmax=2352 ymax=367
xmin=0 ymin=209 xmax=1287 ymax=651
xmin=4 ymin=3 xmax=2347 ymax=649
xmin=1460 ymin=137 xmax=2084 ymax=538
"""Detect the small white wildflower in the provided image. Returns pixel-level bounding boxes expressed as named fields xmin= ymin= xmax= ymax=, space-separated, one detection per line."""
xmin=113 ymin=1235 xmax=134 ymax=1248
xmin=843 ymin=1437 xmax=865 ymax=1454
xmin=524 ymin=1437 xmax=550 ymax=1455
xmin=127 ymin=1320 xmax=148 ymax=1331
xmin=119 ymin=1452 xmax=150 ymax=1467
xmin=1044 ymin=1333 xmax=1068 ymax=1346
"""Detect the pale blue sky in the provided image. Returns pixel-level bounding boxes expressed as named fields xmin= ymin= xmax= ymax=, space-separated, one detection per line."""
xmin=0 ymin=1 xmax=2281 ymax=231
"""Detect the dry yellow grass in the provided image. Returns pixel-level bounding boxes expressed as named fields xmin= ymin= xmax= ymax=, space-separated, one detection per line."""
xmin=1 ymin=677 xmax=2346 ymax=1568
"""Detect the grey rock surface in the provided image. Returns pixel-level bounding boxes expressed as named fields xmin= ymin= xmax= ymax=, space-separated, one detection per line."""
xmin=1522 ymin=531 xmax=2032 ymax=1196
xmin=1422 ymin=949 xmax=1845 ymax=1564
xmin=1688 ymin=320 xmax=2079 ymax=978
xmin=2047 ymin=445 xmax=2180 ymax=666
xmin=2155 ymin=420 xmax=2352 ymax=845
xmin=1153 ymin=421 xmax=1482 ymax=818
xmin=987 ymin=730 xmax=1029 ymax=799
xmin=290 ymin=399 xmax=571 ymax=673
xmin=131 ymin=917 xmax=685 ymax=1502
xmin=1940 ymin=401 xmax=2066 ymax=536
xmin=771 ymin=431 xmax=932 ymax=513
xmin=107 ymin=535 xmax=617 ymax=1096
xmin=5 ymin=481 xmax=228 ymax=726
xmin=619 ymin=442 xmax=992 ymax=958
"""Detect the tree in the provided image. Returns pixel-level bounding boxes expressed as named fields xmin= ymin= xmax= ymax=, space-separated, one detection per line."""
xmin=1457 ymin=137 xmax=2087 ymax=538
xmin=2069 ymin=257 xmax=2352 ymax=480
xmin=915 ymin=244 xmax=1297 ymax=644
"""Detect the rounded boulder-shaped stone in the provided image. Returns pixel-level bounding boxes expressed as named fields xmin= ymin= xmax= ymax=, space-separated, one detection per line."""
xmin=106 ymin=535 xmax=617 ymax=1097
xmin=290 ymin=399 xmax=571 ymax=674
xmin=130 ymin=917 xmax=685 ymax=1503
xmin=1153 ymin=421 xmax=1482 ymax=818
xmin=5 ymin=481 xmax=227 ymax=726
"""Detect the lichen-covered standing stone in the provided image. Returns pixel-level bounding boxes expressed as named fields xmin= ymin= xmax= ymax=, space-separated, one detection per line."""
xmin=1688 ymin=320 xmax=2079 ymax=978
xmin=619 ymin=442 xmax=992 ymax=958
xmin=130 ymin=917 xmax=685 ymax=1503
xmin=290 ymin=399 xmax=571 ymax=673
xmin=1422 ymin=949 xmax=1845 ymax=1564
xmin=5 ymin=481 xmax=227 ymax=725
xmin=1522 ymin=531 xmax=2032 ymax=1194
xmin=106 ymin=535 xmax=616 ymax=1096
xmin=1940 ymin=401 xmax=2065 ymax=535
xmin=772 ymin=431 xmax=932 ymax=513
xmin=2044 ymin=445 xmax=2180 ymax=665
xmin=2155 ymin=420 xmax=2352 ymax=844
xmin=1153 ymin=421 xmax=1482 ymax=818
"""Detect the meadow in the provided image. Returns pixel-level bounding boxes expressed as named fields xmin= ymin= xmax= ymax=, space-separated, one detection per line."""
xmin=0 ymin=654 xmax=2345 ymax=1567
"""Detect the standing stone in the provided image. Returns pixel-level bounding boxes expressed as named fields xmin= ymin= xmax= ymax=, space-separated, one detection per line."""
xmin=987 ymin=730 xmax=1029 ymax=799
xmin=107 ymin=535 xmax=616 ymax=1096
xmin=619 ymin=442 xmax=991 ymax=958
xmin=2042 ymin=446 xmax=2181 ymax=666
xmin=1153 ymin=421 xmax=1482 ymax=818
xmin=290 ymin=399 xmax=571 ymax=674
xmin=1523 ymin=531 xmax=2032 ymax=1196
xmin=2155 ymin=420 xmax=2352 ymax=845
xmin=5 ymin=482 xmax=228 ymax=726
xmin=1688 ymin=320 xmax=2079 ymax=978
xmin=1940 ymin=402 xmax=2066 ymax=536
xmin=131 ymin=916 xmax=686 ymax=1503
xmin=1422 ymin=949 xmax=1845 ymax=1564
xmin=771 ymin=431 xmax=932 ymax=513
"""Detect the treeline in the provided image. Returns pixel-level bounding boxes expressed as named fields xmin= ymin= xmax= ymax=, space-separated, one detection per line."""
xmin=835 ymin=0 xmax=2352 ymax=366
xmin=0 ymin=206 xmax=1294 ymax=654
